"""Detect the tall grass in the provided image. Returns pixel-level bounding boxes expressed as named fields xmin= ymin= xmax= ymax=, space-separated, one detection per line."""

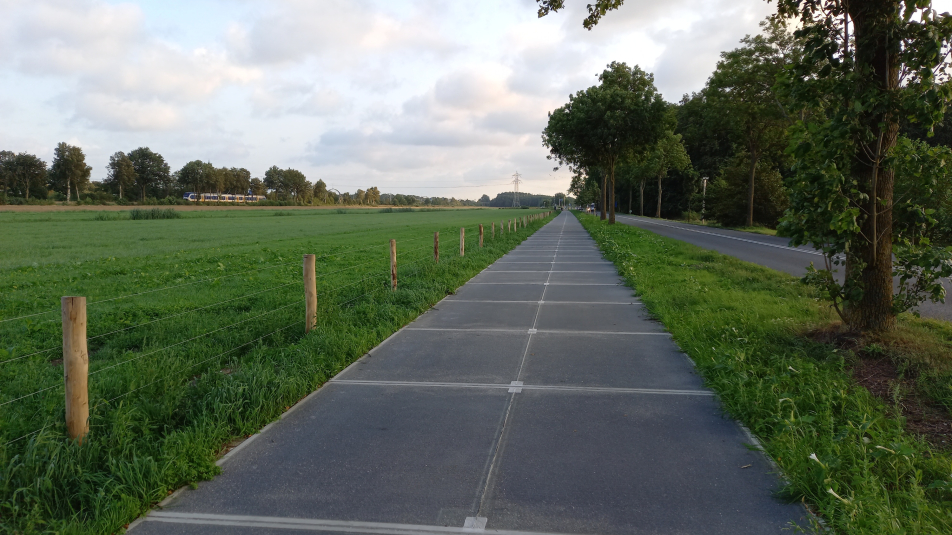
xmin=0 ymin=210 xmax=553 ymax=533
xmin=576 ymin=212 xmax=952 ymax=534
xmin=129 ymin=208 xmax=181 ymax=220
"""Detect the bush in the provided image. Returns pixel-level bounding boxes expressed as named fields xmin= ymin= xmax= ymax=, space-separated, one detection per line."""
xmin=129 ymin=208 xmax=181 ymax=220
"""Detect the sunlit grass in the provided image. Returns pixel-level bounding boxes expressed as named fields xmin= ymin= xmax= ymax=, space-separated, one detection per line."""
xmin=0 ymin=208 xmax=550 ymax=533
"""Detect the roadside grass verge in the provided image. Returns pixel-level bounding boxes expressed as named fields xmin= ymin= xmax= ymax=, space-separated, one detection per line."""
xmin=0 ymin=210 xmax=552 ymax=534
xmin=576 ymin=211 xmax=952 ymax=534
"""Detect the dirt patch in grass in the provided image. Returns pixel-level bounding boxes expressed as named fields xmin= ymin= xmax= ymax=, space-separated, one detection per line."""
xmin=851 ymin=357 xmax=952 ymax=449
xmin=807 ymin=323 xmax=952 ymax=450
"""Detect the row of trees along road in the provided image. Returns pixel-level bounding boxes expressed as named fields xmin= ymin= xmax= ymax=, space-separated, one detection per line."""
xmin=539 ymin=0 xmax=952 ymax=333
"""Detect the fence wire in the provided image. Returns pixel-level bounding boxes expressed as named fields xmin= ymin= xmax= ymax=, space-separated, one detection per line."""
xmin=0 ymin=216 xmax=552 ymax=446
xmin=89 ymin=301 xmax=299 ymax=378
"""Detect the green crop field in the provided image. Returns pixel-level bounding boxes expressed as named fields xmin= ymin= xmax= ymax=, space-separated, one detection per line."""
xmin=0 ymin=206 xmax=551 ymax=534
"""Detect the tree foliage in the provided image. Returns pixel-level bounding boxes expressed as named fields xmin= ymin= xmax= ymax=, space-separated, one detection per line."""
xmin=776 ymin=0 xmax=952 ymax=331
xmin=543 ymin=62 xmax=667 ymax=223
xmin=105 ymin=152 xmax=136 ymax=201
xmin=2 ymin=153 xmax=47 ymax=200
xmin=706 ymin=19 xmax=796 ymax=226
xmin=49 ymin=142 xmax=92 ymax=203
xmin=128 ymin=147 xmax=171 ymax=201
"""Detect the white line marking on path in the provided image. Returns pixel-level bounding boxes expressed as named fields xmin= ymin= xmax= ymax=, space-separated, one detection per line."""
xmin=467 ymin=283 xmax=621 ymax=286
xmin=328 ymin=379 xmax=713 ymax=396
xmin=144 ymin=512 xmax=571 ymax=535
xmin=482 ymin=270 xmax=617 ymax=273
xmin=442 ymin=300 xmax=638 ymax=305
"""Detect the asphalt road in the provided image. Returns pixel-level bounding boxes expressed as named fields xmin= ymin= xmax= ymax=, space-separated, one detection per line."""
xmin=130 ymin=212 xmax=807 ymax=535
xmin=614 ymin=214 xmax=952 ymax=322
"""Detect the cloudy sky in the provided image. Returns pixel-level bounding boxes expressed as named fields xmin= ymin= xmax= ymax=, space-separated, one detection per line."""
xmin=0 ymin=0 xmax=783 ymax=199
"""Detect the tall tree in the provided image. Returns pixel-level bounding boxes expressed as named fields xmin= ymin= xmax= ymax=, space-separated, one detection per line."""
xmin=263 ymin=166 xmax=285 ymax=198
xmin=175 ymin=160 xmax=213 ymax=196
xmin=705 ymin=19 xmax=795 ymax=226
xmin=543 ymin=62 xmax=667 ymax=223
xmin=283 ymin=169 xmax=309 ymax=201
xmin=312 ymin=179 xmax=328 ymax=203
xmin=49 ymin=142 xmax=92 ymax=202
xmin=250 ymin=177 xmax=266 ymax=196
xmin=0 ymin=150 xmax=13 ymax=199
xmin=128 ymin=147 xmax=171 ymax=201
xmin=776 ymin=1 xmax=952 ymax=332
xmin=4 ymin=153 xmax=47 ymax=200
xmin=228 ymin=167 xmax=252 ymax=194
xmin=366 ymin=186 xmax=381 ymax=205
xmin=538 ymin=0 xmax=952 ymax=334
xmin=105 ymin=151 xmax=136 ymax=200
xmin=644 ymin=131 xmax=692 ymax=218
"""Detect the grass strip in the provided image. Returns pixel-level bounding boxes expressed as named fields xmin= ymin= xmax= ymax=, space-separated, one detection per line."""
xmin=575 ymin=211 xmax=952 ymax=534
xmin=0 ymin=211 xmax=554 ymax=534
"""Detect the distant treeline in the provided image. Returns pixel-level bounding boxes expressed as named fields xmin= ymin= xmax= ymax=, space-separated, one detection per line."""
xmin=486 ymin=191 xmax=554 ymax=207
xmin=0 ymin=144 xmax=487 ymax=207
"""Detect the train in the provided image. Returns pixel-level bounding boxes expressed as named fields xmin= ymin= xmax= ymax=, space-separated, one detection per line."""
xmin=183 ymin=192 xmax=268 ymax=203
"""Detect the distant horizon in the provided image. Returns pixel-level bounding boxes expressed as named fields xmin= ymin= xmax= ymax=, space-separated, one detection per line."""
xmin=1 ymin=0 xmax=783 ymax=200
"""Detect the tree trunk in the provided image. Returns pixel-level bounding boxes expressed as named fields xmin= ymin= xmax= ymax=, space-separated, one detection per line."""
xmin=639 ymin=179 xmax=645 ymax=216
xmin=655 ymin=174 xmax=662 ymax=218
xmin=24 ymin=174 xmax=29 ymax=200
xmin=66 ymin=178 xmax=71 ymax=203
xmin=845 ymin=1 xmax=899 ymax=332
xmin=599 ymin=172 xmax=607 ymax=220
xmin=119 ymin=182 xmax=122 ymax=200
xmin=608 ymin=161 xmax=616 ymax=224
xmin=747 ymin=149 xmax=758 ymax=227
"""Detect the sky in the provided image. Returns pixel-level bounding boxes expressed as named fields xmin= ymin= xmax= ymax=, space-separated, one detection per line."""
xmin=0 ymin=0 xmax=823 ymax=199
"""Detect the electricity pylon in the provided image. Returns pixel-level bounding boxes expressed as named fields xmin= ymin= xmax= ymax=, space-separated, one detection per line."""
xmin=511 ymin=172 xmax=522 ymax=207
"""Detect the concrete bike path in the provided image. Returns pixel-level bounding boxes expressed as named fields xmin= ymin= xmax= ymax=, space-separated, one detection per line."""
xmin=131 ymin=211 xmax=808 ymax=535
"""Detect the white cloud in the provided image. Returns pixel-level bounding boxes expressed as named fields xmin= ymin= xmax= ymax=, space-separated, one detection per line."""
xmin=1 ymin=0 xmax=258 ymax=131
xmin=0 ymin=0 xmax=783 ymax=197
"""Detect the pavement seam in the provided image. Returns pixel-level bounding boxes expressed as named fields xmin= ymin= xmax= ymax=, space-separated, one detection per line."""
xmin=327 ymin=379 xmax=714 ymax=396
xmin=471 ymin=213 xmax=567 ymax=520
xmin=144 ymin=511 xmax=573 ymax=535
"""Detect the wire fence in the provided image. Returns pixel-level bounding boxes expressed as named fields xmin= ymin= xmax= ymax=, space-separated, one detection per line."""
xmin=0 ymin=211 xmax=555 ymax=448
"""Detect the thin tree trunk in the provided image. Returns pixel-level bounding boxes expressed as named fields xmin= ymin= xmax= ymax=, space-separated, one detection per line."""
xmin=66 ymin=178 xmax=71 ymax=203
xmin=608 ymin=161 xmax=616 ymax=224
xmin=600 ymin=172 xmax=607 ymax=220
xmin=747 ymin=149 xmax=759 ymax=227
xmin=639 ymin=179 xmax=645 ymax=216
xmin=844 ymin=1 xmax=899 ymax=332
xmin=655 ymin=174 xmax=662 ymax=218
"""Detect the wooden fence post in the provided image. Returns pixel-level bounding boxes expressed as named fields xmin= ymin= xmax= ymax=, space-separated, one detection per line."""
xmin=491 ymin=222 xmax=495 ymax=238
xmin=62 ymin=296 xmax=89 ymax=444
xmin=390 ymin=239 xmax=397 ymax=290
xmin=460 ymin=227 xmax=465 ymax=256
xmin=304 ymin=254 xmax=317 ymax=333
xmin=479 ymin=224 xmax=484 ymax=248
xmin=434 ymin=232 xmax=439 ymax=263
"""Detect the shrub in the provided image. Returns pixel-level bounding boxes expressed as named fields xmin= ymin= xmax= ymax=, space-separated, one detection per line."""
xmin=129 ymin=208 xmax=181 ymax=220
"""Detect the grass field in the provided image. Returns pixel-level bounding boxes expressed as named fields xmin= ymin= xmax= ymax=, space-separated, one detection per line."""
xmin=0 ymin=207 xmax=551 ymax=533
xmin=576 ymin=211 xmax=952 ymax=534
